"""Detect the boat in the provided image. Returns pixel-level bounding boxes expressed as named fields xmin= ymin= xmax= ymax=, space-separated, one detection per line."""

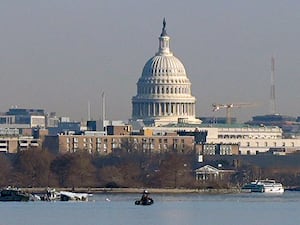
xmin=242 ymin=179 xmax=284 ymax=193
xmin=0 ymin=187 xmax=32 ymax=201
xmin=135 ymin=190 xmax=154 ymax=205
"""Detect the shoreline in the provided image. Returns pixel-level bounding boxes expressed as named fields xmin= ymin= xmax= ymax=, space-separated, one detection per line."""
xmin=21 ymin=187 xmax=241 ymax=194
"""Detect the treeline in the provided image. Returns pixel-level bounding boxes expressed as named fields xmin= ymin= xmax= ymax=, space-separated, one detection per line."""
xmin=0 ymin=149 xmax=197 ymax=189
xmin=1 ymin=149 xmax=300 ymax=189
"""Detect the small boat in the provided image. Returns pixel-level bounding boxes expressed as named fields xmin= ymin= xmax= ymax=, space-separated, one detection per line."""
xmin=242 ymin=179 xmax=284 ymax=193
xmin=135 ymin=190 xmax=154 ymax=206
xmin=0 ymin=187 xmax=32 ymax=201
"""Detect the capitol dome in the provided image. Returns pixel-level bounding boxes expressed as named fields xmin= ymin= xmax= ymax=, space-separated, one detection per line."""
xmin=132 ymin=19 xmax=201 ymax=125
xmin=141 ymin=55 xmax=186 ymax=78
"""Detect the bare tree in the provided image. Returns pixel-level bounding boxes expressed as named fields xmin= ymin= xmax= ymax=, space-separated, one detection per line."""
xmin=51 ymin=151 xmax=96 ymax=188
xmin=152 ymin=152 xmax=194 ymax=188
xmin=13 ymin=148 xmax=54 ymax=187
xmin=0 ymin=154 xmax=12 ymax=186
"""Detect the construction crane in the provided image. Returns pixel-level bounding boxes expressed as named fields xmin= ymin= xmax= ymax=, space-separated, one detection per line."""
xmin=212 ymin=103 xmax=256 ymax=124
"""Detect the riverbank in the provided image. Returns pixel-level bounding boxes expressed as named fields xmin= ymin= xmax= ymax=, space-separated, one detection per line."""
xmin=22 ymin=187 xmax=241 ymax=194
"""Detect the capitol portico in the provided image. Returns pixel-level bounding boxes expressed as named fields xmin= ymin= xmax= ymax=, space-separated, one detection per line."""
xmin=132 ymin=19 xmax=201 ymax=126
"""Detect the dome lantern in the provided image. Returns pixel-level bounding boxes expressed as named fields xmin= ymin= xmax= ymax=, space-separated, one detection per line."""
xmin=157 ymin=18 xmax=172 ymax=56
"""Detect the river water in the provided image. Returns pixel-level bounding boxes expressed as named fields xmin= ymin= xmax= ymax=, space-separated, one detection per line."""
xmin=1 ymin=191 xmax=299 ymax=225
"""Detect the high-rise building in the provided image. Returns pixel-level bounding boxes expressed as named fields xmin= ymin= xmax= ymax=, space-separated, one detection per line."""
xmin=131 ymin=19 xmax=201 ymax=126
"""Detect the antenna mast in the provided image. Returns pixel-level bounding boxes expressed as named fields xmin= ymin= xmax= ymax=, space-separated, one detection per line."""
xmin=102 ymin=92 xmax=106 ymax=129
xmin=270 ymin=56 xmax=276 ymax=114
xmin=88 ymin=101 xmax=91 ymax=121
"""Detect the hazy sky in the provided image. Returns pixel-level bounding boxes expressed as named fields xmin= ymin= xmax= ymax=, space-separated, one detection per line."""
xmin=1 ymin=1 xmax=300 ymax=122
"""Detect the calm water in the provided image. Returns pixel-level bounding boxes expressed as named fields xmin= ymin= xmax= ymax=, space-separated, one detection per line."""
xmin=1 ymin=191 xmax=300 ymax=225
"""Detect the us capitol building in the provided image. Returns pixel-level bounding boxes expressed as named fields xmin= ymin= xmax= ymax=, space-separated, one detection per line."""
xmin=131 ymin=19 xmax=201 ymax=126
xmin=129 ymin=19 xmax=300 ymax=155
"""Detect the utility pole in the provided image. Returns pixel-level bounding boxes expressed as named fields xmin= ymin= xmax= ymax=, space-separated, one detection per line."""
xmin=270 ymin=56 xmax=276 ymax=115
xmin=101 ymin=92 xmax=106 ymax=130
xmin=87 ymin=101 xmax=91 ymax=121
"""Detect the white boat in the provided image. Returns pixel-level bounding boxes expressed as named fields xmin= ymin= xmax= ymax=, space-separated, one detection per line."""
xmin=242 ymin=179 xmax=284 ymax=193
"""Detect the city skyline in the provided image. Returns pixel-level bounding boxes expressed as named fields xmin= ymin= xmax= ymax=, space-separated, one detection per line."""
xmin=1 ymin=1 xmax=300 ymax=122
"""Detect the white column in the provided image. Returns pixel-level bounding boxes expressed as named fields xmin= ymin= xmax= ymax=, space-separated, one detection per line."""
xmin=139 ymin=103 xmax=142 ymax=116
xmin=148 ymin=103 xmax=150 ymax=116
xmin=158 ymin=103 xmax=161 ymax=116
xmin=193 ymin=103 xmax=195 ymax=116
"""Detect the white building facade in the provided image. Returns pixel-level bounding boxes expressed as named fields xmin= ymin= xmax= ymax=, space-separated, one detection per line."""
xmin=143 ymin=124 xmax=300 ymax=155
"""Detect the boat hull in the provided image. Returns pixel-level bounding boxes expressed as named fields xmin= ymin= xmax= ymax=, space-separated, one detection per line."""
xmin=0 ymin=188 xmax=31 ymax=202
xmin=135 ymin=198 xmax=154 ymax=206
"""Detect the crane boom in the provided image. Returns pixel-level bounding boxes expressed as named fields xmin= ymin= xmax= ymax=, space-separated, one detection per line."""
xmin=212 ymin=103 xmax=256 ymax=124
